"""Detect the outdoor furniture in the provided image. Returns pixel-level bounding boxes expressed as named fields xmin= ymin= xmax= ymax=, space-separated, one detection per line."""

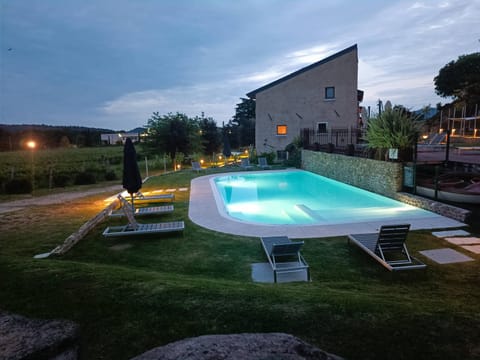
xmin=191 ymin=161 xmax=204 ymax=172
xmin=258 ymin=157 xmax=271 ymax=169
xmin=347 ymin=224 xmax=427 ymax=271
xmin=110 ymin=195 xmax=174 ymax=217
xmin=125 ymin=191 xmax=175 ymax=202
xmin=240 ymin=158 xmax=254 ymax=170
xmin=260 ymin=236 xmax=310 ymax=283
xmin=103 ymin=197 xmax=184 ymax=237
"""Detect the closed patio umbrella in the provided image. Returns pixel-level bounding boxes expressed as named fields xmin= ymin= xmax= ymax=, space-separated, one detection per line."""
xmin=223 ymin=134 xmax=232 ymax=161
xmin=122 ymin=138 xmax=142 ymax=211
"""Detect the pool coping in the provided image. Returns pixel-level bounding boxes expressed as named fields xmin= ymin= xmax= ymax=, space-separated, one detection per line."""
xmin=188 ymin=170 xmax=466 ymax=239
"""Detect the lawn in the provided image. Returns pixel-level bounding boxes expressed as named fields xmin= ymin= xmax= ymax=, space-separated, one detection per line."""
xmin=0 ymin=169 xmax=479 ymax=360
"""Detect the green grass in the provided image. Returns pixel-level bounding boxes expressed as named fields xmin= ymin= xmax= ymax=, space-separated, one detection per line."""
xmin=1 ymin=169 xmax=479 ymax=359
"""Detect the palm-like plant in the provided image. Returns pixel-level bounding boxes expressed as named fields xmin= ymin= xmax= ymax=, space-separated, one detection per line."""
xmin=365 ymin=108 xmax=420 ymax=160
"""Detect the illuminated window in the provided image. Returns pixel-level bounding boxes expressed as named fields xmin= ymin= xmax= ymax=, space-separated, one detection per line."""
xmin=277 ymin=125 xmax=287 ymax=135
xmin=325 ymin=86 xmax=335 ymax=99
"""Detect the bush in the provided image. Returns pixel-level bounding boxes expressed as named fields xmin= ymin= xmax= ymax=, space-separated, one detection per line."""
xmin=104 ymin=171 xmax=117 ymax=181
xmin=5 ymin=178 xmax=32 ymax=194
xmin=53 ymin=174 xmax=71 ymax=188
xmin=284 ymin=143 xmax=302 ymax=168
xmin=346 ymin=144 xmax=355 ymax=156
xmin=74 ymin=172 xmax=96 ymax=185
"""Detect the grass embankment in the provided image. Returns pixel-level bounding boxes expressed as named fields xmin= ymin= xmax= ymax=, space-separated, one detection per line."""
xmin=1 ymin=170 xmax=479 ymax=360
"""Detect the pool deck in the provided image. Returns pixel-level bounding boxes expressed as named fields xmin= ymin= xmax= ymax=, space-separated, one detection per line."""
xmin=188 ymin=171 xmax=466 ymax=239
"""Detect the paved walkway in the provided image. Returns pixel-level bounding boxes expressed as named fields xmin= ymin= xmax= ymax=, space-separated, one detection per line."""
xmin=0 ymin=185 xmax=123 ymax=214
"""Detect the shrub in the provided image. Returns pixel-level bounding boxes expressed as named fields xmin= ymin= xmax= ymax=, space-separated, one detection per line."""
xmin=365 ymin=107 xmax=420 ymax=161
xmin=104 ymin=171 xmax=117 ymax=181
xmin=53 ymin=174 xmax=71 ymax=187
xmin=284 ymin=143 xmax=302 ymax=168
xmin=5 ymin=178 xmax=32 ymax=194
xmin=74 ymin=172 xmax=96 ymax=185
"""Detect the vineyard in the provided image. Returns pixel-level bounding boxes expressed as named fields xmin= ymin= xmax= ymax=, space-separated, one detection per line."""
xmin=0 ymin=146 xmax=173 ymax=194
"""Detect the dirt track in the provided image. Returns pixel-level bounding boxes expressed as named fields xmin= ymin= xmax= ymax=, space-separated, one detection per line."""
xmin=0 ymin=185 xmax=122 ymax=215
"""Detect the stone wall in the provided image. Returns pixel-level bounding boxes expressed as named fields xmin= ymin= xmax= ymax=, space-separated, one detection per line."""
xmin=302 ymin=150 xmax=403 ymax=198
xmin=394 ymin=192 xmax=470 ymax=223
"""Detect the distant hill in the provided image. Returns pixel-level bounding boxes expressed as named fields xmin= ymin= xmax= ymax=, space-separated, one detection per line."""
xmin=128 ymin=127 xmax=147 ymax=134
xmin=412 ymin=108 xmax=438 ymax=120
xmin=0 ymin=124 xmax=117 ymax=151
xmin=0 ymin=124 xmax=115 ymax=133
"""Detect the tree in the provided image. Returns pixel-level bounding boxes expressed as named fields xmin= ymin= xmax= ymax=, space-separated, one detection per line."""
xmin=434 ymin=52 xmax=480 ymax=105
xmin=231 ymin=98 xmax=255 ymax=147
xmin=198 ymin=116 xmax=221 ymax=155
xmin=143 ymin=112 xmax=203 ymax=160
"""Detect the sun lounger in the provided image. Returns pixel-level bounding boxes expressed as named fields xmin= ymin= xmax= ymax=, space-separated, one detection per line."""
xmin=103 ymin=196 xmax=184 ymax=237
xmin=347 ymin=224 xmax=426 ymax=271
xmin=191 ymin=161 xmax=204 ymax=172
xmin=110 ymin=195 xmax=174 ymax=217
xmin=260 ymin=236 xmax=310 ymax=283
xmin=258 ymin=157 xmax=271 ymax=169
xmin=125 ymin=191 xmax=175 ymax=202
xmin=240 ymin=158 xmax=254 ymax=170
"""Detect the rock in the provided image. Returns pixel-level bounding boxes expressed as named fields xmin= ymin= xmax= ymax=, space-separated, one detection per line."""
xmin=0 ymin=311 xmax=80 ymax=360
xmin=131 ymin=333 xmax=343 ymax=360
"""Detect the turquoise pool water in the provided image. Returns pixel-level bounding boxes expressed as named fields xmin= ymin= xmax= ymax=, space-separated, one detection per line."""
xmin=212 ymin=170 xmax=435 ymax=225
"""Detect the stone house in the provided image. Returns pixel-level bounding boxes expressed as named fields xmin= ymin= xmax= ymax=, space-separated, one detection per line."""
xmin=247 ymin=44 xmax=362 ymax=158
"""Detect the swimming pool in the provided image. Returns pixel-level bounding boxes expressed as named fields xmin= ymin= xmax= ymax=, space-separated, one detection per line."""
xmin=212 ymin=170 xmax=436 ymax=225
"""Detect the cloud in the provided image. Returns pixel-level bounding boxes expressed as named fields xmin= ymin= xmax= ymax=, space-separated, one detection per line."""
xmin=100 ymin=85 xmax=242 ymax=126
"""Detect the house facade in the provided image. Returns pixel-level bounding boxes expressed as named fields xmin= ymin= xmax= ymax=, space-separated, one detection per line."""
xmin=247 ymin=44 xmax=361 ymax=157
xmin=101 ymin=132 xmax=141 ymax=145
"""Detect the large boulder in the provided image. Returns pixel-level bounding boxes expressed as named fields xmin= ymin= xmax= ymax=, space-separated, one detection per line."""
xmin=131 ymin=333 xmax=343 ymax=360
xmin=0 ymin=311 xmax=80 ymax=360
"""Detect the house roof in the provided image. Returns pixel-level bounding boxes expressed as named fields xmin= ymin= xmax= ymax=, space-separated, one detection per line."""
xmin=246 ymin=44 xmax=358 ymax=99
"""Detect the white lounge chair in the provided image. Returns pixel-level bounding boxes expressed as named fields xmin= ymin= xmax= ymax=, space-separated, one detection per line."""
xmin=260 ymin=236 xmax=310 ymax=283
xmin=125 ymin=191 xmax=175 ymax=202
xmin=258 ymin=157 xmax=271 ymax=169
xmin=103 ymin=197 xmax=184 ymax=237
xmin=191 ymin=161 xmax=204 ymax=172
xmin=110 ymin=195 xmax=174 ymax=217
xmin=240 ymin=158 xmax=254 ymax=170
xmin=347 ymin=224 xmax=426 ymax=271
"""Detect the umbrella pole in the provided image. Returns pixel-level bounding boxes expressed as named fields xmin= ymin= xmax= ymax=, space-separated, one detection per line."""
xmin=129 ymin=192 xmax=135 ymax=213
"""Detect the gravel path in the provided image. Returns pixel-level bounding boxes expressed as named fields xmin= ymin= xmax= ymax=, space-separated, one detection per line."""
xmin=0 ymin=185 xmax=123 ymax=214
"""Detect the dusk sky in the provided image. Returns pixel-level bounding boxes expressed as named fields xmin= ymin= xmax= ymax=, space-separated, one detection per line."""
xmin=1 ymin=0 xmax=479 ymax=131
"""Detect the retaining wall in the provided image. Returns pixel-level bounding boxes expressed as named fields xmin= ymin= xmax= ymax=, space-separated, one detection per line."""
xmin=302 ymin=150 xmax=403 ymax=198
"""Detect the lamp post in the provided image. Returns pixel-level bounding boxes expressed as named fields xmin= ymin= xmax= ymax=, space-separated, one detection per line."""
xmin=27 ymin=140 xmax=36 ymax=190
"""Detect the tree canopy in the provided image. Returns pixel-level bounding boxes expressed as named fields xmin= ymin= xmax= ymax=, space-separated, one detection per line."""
xmin=434 ymin=52 xmax=480 ymax=105
xmin=143 ymin=112 xmax=203 ymax=160
xmin=198 ymin=116 xmax=221 ymax=155
xmin=224 ymin=98 xmax=255 ymax=149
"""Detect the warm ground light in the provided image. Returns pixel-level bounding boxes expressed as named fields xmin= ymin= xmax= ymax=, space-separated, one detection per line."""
xmin=0 ymin=169 xmax=479 ymax=360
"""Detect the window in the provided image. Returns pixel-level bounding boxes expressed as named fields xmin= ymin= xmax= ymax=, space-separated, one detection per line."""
xmin=317 ymin=122 xmax=328 ymax=133
xmin=276 ymin=125 xmax=287 ymax=135
xmin=325 ymin=86 xmax=335 ymax=100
